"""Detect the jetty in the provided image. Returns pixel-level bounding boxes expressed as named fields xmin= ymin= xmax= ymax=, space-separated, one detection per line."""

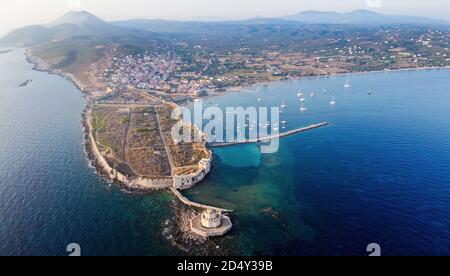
xmin=208 ymin=122 xmax=328 ymax=148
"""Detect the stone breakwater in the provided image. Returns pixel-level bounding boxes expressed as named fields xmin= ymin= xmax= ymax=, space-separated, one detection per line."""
xmin=170 ymin=188 xmax=233 ymax=213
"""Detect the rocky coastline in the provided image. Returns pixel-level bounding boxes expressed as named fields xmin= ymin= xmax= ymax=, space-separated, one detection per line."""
xmin=162 ymin=199 xmax=234 ymax=255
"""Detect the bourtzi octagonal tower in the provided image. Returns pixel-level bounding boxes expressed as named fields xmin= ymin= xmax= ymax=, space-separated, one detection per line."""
xmin=190 ymin=209 xmax=232 ymax=237
xmin=201 ymin=209 xmax=222 ymax=228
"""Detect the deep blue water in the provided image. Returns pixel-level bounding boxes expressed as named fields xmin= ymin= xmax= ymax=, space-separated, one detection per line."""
xmin=1 ymin=48 xmax=450 ymax=255
xmin=0 ymin=49 xmax=177 ymax=256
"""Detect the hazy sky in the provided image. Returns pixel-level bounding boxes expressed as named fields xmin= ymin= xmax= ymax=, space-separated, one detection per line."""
xmin=1 ymin=0 xmax=450 ymax=35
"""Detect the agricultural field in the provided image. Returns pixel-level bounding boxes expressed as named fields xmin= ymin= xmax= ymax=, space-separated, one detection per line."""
xmin=126 ymin=108 xmax=172 ymax=177
xmin=92 ymin=104 xmax=173 ymax=178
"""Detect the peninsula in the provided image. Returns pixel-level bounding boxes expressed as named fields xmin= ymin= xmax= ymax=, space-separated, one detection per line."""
xmin=84 ymin=90 xmax=212 ymax=191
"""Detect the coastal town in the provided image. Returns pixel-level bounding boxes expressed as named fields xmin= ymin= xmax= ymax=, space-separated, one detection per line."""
xmin=94 ymin=28 xmax=450 ymax=99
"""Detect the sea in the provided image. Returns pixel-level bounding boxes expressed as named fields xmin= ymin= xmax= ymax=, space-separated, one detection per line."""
xmin=1 ymin=48 xmax=450 ymax=256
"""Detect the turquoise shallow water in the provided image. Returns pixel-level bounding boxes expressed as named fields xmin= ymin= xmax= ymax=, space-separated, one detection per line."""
xmin=1 ymin=48 xmax=450 ymax=255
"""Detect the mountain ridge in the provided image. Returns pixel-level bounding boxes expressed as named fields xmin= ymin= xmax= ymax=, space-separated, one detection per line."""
xmin=47 ymin=10 xmax=108 ymax=28
xmin=281 ymin=9 xmax=450 ymax=25
xmin=0 ymin=11 xmax=143 ymax=47
xmin=1 ymin=9 xmax=449 ymax=47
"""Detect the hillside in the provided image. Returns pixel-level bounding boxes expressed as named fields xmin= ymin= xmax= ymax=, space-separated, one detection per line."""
xmin=0 ymin=11 xmax=141 ymax=47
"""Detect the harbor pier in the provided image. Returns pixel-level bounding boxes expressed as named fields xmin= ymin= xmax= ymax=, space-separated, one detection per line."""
xmin=208 ymin=122 xmax=328 ymax=148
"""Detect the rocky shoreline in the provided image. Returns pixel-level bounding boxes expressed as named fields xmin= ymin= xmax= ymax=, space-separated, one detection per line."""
xmin=162 ymin=199 xmax=235 ymax=255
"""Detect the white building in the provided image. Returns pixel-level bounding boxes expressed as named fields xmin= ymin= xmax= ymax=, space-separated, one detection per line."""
xmin=201 ymin=209 xmax=222 ymax=228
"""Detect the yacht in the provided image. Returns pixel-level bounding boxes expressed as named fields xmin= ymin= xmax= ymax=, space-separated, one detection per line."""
xmin=344 ymin=80 xmax=351 ymax=88
xmin=330 ymin=96 xmax=337 ymax=105
xmin=300 ymin=102 xmax=308 ymax=112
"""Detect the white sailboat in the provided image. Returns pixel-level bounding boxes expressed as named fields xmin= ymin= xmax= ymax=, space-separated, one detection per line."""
xmin=281 ymin=100 xmax=287 ymax=108
xmin=330 ymin=96 xmax=337 ymax=105
xmin=300 ymin=102 xmax=308 ymax=112
xmin=344 ymin=79 xmax=351 ymax=88
xmin=297 ymin=91 xmax=304 ymax=97
xmin=299 ymin=96 xmax=305 ymax=102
